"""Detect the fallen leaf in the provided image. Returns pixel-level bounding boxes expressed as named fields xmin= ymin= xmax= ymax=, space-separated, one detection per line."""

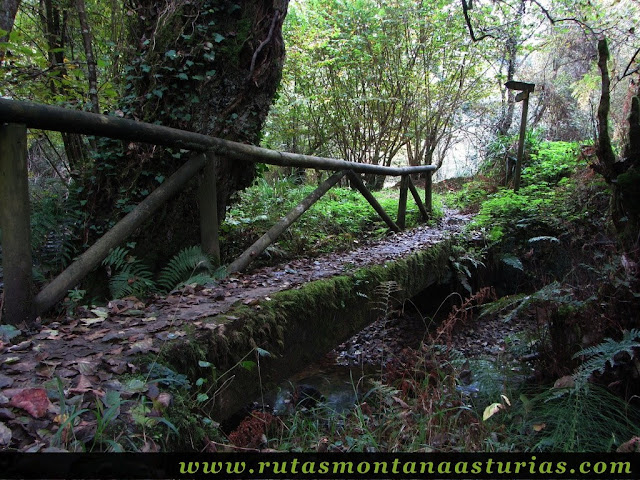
xmin=482 ymin=402 xmax=504 ymax=421
xmin=68 ymin=374 xmax=103 ymax=397
xmin=617 ymin=437 xmax=640 ymax=452
xmin=0 ymin=421 xmax=12 ymax=446
xmin=0 ymin=373 xmax=14 ymax=389
xmin=10 ymin=389 xmax=51 ymax=418
xmin=552 ymin=375 xmax=575 ymax=389
xmin=7 ymin=340 xmax=32 ymax=352
xmin=127 ymin=338 xmax=155 ymax=354
xmin=90 ymin=308 xmax=109 ymax=319
xmin=54 ymin=413 xmax=69 ymax=425
xmin=86 ymin=329 xmax=110 ymax=341
xmin=81 ymin=317 xmax=105 ymax=327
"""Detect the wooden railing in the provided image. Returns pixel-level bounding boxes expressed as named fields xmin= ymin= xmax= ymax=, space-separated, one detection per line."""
xmin=0 ymin=99 xmax=436 ymax=325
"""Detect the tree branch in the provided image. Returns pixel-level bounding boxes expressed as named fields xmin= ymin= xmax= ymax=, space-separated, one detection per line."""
xmin=461 ymin=0 xmax=495 ymax=42
xmin=620 ymin=47 xmax=640 ymax=80
xmin=528 ymin=0 xmax=596 ymax=35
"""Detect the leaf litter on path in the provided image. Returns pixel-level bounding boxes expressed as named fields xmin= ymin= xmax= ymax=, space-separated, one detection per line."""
xmin=0 ymin=210 xmax=473 ymax=450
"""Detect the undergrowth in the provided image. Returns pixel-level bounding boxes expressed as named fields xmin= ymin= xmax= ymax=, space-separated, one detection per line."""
xmin=219 ymin=138 xmax=640 ymax=454
xmin=221 ymin=172 xmax=442 ymax=263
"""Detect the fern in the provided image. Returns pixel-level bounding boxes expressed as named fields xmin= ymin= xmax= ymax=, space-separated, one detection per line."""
xmin=157 ymin=246 xmax=217 ymax=292
xmin=371 ymin=281 xmax=400 ymax=320
xmin=513 ymin=384 xmax=640 ymax=452
xmin=103 ymin=246 xmax=130 ymax=272
xmin=480 ymin=282 xmax=580 ymax=323
xmin=108 ymin=270 xmax=156 ymax=299
xmin=103 ymin=246 xmax=155 ymax=299
xmin=573 ymin=329 xmax=640 ymax=384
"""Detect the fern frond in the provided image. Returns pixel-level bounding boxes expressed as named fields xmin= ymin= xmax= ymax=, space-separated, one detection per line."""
xmin=573 ymin=329 xmax=640 ymax=383
xmin=103 ymin=246 xmax=131 ymax=271
xmin=157 ymin=246 xmax=214 ymax=292
xmin=372 ymin=281 xmax=401 ymax=320
xmin=103 ymin=245 xmax=156 ymax=299
xmin=480 ymin=293 xmax=529 ymax=318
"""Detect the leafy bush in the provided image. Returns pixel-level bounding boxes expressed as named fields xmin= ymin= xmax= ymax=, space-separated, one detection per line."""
xmin=521 ymin=141 xmax=579 ymax=186
xmin=472 ymin=141 xmax=586 ymax=244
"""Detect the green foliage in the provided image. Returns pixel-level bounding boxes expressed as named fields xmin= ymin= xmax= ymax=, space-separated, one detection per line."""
xmin=28 ymin=182 xmax=84 ymax=279
xmin=102 ymin=245 xmax=223 ymax=299
xmin=264 ymin=0 xmax=490 ymax=170
xmin=157 ymin=246 xmax=223 ymax=293
xmin=522 ymin=142 xmax=580 ymax=186
xmin=473 ymin=141 xmax=585 ymax=244
xmin=480 ymin=281 xmax=581 ymax=323
xmin=506 ymin=385 xmax=640 ymax=452
xmin=102 ymin=246 xmax=155 ymax=299
xmin=573 ymin=329 xmax=640 ymax=384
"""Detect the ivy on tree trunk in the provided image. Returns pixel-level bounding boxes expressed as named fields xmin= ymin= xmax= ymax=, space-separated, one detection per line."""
xmin=594 ymin=37 xmax=640 ymax=249
xmin=83 ymin=0 xmax=288 ymax=268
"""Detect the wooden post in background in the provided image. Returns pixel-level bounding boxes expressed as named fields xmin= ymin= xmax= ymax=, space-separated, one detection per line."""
xmin=505 ymin=81 xmax=535 ymax=192
xmin=397 ymin=174 xmax=409 ymax=230
xmin=407 ymin=176 xmax=429 ymax=221
xmin=199 ymin=151 xmax=220 ymax=264
xmin=425 ymin=170 xmax=433 ymax=214
xmin=0 ymin=124 xmax=35 ymax=325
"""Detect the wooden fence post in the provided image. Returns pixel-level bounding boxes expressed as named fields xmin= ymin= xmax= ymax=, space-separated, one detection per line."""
xmin=504 ymin=81 xmax=535 ymax=192
xmin=0 ymin=124 xmax=35 ymax=325
xmin=346 ymin=171 xmax=401 ymax=233
xmin=228 ymin=170 xmax=346 ymax=273
xmin=199 ymin=151 xmax=220 ymax=264
xmin=397 ymin=174 xmax=409 ymax=230
xmin=407 ymin=176 xmax=429 ymax=221
xmin=425 ymin=170 xmax=433 ymax=214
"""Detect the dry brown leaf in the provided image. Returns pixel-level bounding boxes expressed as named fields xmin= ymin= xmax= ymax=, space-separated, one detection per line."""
xmin=10 ymin=388 xmax=51 ymax=418
xmin=552 ymin=375 xmax=575 ymax=389
xmin=127 ymin=338 xmax=155 ymax=354
xmin=617 ymin=437 xmax=640 ymax=452
xmin=69 ymin=374 xmax=93 ymax=394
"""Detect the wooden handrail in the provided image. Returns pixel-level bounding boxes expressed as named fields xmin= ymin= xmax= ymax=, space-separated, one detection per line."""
xmin=0 ymin=98 xmax=437 ymax=324
xmin=0 ymin=99 xmax=436 ymax=176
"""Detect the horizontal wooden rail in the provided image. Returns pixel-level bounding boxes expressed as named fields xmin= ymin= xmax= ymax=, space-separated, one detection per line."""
xmin=0 ymin=99 xmax=436 ymax=176
xmin=0 ymin=98 xmax=438 ymax=324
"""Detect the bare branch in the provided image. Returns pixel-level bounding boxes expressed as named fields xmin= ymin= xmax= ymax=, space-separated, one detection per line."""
xmin=528 ymin=0 xmax=596 ymax=35
xmin=620 ymin=47 xmax=640 ymax=80
xmin=461 ymin=0 xmax=495 ymax=42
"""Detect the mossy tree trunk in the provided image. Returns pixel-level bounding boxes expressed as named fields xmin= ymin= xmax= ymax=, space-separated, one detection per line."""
xmin=593 ymin=38 xmax=640 ymax=250
xmin=82 ymin=0 xmax=288 ymax=268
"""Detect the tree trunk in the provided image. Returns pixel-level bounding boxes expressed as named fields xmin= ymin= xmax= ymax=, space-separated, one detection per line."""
xmin=593 ymin=38 xmax=640 ymax=249
xmin=83 ymin=0 xmax=288 ymax=268
xmin=74 ymin=0 xmax=99 ymax=114
xmin=0 ymin=0 xmax=21 ymax=63
xmin=40 ymin=0 xmax=87 ymax=171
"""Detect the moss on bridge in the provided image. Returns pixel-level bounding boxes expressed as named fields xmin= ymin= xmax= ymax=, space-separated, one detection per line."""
xmin=161 ymin=239 xmax=453 ymax=427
